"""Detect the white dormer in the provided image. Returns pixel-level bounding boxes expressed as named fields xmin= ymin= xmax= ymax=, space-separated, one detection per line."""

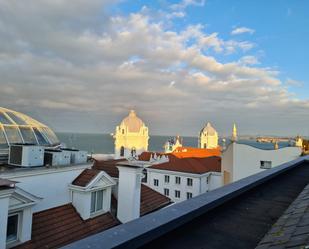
xmin=69 ymin=169 xmax=116 ymax=220
xmin=0 ymin=183 xmax=41 ymax=249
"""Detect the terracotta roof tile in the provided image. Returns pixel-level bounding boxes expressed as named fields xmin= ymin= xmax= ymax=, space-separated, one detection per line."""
xmin=93 ymin=159 xmax=126 ymax=178
xmin=149 ymin=156 xmax=221 ymax=174
xmin=140 ymin=184 xmax=171 ymax=215
xmin=72 ymin=169 xmax=101 ymax=187
xmin=172 ymin=147 xmax=221 ymax=158
xmin=111 ymin=184 xmax=171 ymax=216
xmin=14 ymin=204 xmax=119 ymax=249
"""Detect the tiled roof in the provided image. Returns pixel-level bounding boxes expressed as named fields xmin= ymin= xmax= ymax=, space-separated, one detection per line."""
xmin=14 ymin=204 xmax=119 ymax=249
xmin=71 ymin=169 xmax=101 ymax=187
xmin=149 ymin=156 xmax=221 ymax=174
xmin=111 ymin=184 xmax=171 ymax=216
xmin=93 ymin=158 xmax=126 ymax=178
xmin=140 ymin=184 xmax=171 ymax=215
xmin=171 ymin=147 xmax=221 ymax=158
xmin=138 ymin=151 xmax=178 ymax=161
xmin=256 ymin=183 xmax=309 ymax=249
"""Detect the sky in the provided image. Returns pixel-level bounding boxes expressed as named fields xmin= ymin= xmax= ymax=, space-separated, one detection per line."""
xmin=0 ymin=0 xmax=308 ymax=136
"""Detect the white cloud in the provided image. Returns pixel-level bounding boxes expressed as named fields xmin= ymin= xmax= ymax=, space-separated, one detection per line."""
xmin=171 ymin=0 xmax=206 ymax=11
xmin=0 ymin=1 xmax=307 ymax=135
xmin=286 ymin=78 xmax=303 ymax=87
xmin=238 ymin=56 xmax=260 ymax=65
xmin=231 ymin=27 xmax=255 ymax=35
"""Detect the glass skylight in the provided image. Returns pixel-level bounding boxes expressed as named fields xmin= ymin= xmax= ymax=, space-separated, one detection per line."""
xmin=0 ymin=107 xmax=60 ymax=149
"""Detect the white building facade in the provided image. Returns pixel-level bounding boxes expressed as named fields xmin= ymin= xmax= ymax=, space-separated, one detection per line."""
xmin=146 ymin=163 xmax=222 ymax=203
xmin=222 ymin=142 xmax=302 ymax=185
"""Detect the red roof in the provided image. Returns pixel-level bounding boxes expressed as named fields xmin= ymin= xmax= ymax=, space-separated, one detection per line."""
xmin=172 ymin=147 xmax=221 ymax=158
xmin=140 ymin=184 xmax=171 ymax=215
xmin=72 ymin=169 xmax=101 ymax=187
xmin=149 ymin=156 xmax=221 ymax=174
xmin=93 ymin=158 xmax=126 ymax=178
xmin=111 ymin=184 xmax=171 ymax=216
xmin=14 ymin=204 xmax=119 ymax=249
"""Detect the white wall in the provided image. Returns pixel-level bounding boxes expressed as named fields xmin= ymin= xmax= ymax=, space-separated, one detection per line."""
xmin=1 ymin=165 xmax=90 ymax=212
xmin=222 ymin=143 xmax=302 ymax=183
xmin=117 ymin=165 xmax=143 ymax=223
xmin=146 ymin=169 xmax=221 ymax=203
xmin=0 ymin=191 xmax=11 ymax=249
xmin=72 ymin=191 xmax=91 ymax=220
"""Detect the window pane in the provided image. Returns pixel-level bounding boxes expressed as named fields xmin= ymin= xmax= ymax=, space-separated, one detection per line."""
xmin=7 ymin=214 xmax=18 ymax=242
xmin=0 ymin=128 xmax=8 ymax=149
xmin=6 ymin=112 xmax=27 ymax=125
xmin=96 ymin=190 xmax=103 ymax=211
xmin=4 ymin=126 xmax=22 ymax=144
xmin=0 ymin=113 xmax=13 ymax=124
xmin=19 ymin=127 xmax=37 ymax=144
xmin=33 ymin=128 xmax=49 ymax=146
xmin=41 ymin=127 xmax=59 ymax=145
xmin=91 ymin=192 xmax=96 ymax=213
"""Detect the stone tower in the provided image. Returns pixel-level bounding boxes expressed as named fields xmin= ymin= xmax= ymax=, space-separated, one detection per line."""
xmin=114 ymin=110 xmax=149 ymax=159
xmin=199 ymin=122 xmax=219 ymax=149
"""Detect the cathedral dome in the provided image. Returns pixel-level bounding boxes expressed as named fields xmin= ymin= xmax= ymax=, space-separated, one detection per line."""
xmin=0 ymin=107 xmax=60 ymax=149
xmin=121 ymin=110 xmax=145 ymax=133
xmin=200 ymin=122 xmax=217 ymax=136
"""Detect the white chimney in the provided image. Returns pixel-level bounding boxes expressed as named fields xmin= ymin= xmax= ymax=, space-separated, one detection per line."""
xmin=116 ymin=162 xmax=144 ymax=223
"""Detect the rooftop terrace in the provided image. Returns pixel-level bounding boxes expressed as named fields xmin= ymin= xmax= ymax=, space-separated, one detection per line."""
xmin=62 ymin=156 xmax=309 ymax=249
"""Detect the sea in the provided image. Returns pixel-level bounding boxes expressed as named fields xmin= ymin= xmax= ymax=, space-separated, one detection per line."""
xmin=56 ymin=132 xmax=291 ymax=154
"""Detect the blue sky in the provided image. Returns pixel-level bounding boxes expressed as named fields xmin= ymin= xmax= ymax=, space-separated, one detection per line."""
xmin=0 ymin=0 xmax=308 ymax=136
xmin=115 ymin=0 xmax=309 ymax=98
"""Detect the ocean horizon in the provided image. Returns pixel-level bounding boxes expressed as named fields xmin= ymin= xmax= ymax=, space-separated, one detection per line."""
xmin=56 ymin=132 xmax=291 ymax=154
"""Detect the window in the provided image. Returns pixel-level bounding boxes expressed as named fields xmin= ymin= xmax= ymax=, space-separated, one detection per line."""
xmin=19 ymin=127 xmax=37 ymax=144
xmin=187 ymin=178 xmax=193 ymax=186
xmin=260 ymin=161 xmax=272 ymax=169
xmin=4 ymin=126 xmax=23 ymax=144
xmin=6 ymin=112 xmax=27 ymax=125
xmin=154 ymin=179 xmax=159 ymax=186
xmin=91 ymin=190 xmax=104 ymax=214
xmin=175 ymin=176 xmax=181 ymax=185
xmin=0 ymin=113 xmax=13 ymax=124
xmin=120 ymin=146 xmax=125 ymax=157
xmin=0 ymin=128 xmax=8 ymax=149
xmin=164 ymin=175 xmax=170 ymax=183
xmin=7 ymin=213 xmax=19 ymax=243
xmin=33 ymin=127 xmax=49 ymax=146
xmin=187 ymin=192 xmax=193 ymax=199
xmin=164 ymin=188 xmax=169 ymax=196
xmin=122 ymin=129 xmax=125 ymax=134
xmin=175 ymin=190 xmax=181 ymax=198
xmin=131 ymin=147 xmax=136 ymax=157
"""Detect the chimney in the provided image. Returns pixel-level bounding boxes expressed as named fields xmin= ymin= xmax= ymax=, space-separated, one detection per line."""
xmin=116 ymin=161 xmax=144 ymax=223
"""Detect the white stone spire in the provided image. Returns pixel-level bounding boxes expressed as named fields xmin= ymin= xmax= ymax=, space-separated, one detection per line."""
xmin=231 ymin=123 xmax=238 ymax=142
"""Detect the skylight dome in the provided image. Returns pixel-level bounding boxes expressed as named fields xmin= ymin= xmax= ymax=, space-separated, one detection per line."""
xmin=0 ymin=107 xmax=60 ymax=150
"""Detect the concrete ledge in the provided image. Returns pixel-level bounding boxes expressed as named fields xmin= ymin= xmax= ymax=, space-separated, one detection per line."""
xmin=62 ymin=156 xmax=309 ymax=249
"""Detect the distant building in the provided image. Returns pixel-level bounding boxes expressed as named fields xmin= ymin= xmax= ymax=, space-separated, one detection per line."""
xmin=146 ymin=157 xmax=222 ymax=203
xmin=221 ymin=142 xmax=302 ymax=185
xmin=113 ymin=110 xmax=149 ymax=159
xmin=164 ymin=136 xmax=182 ymax=153
xmin=199 ymin=122 xmax=219 ymax=149
xmin=231 ymin=123 xmax=238 ymax=142
xmin=295 ymin=135 xmax=303 ymax=148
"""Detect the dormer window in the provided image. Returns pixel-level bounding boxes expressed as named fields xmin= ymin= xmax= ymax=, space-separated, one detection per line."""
xmin=70 ymin=169 xmax=116 ymax=220
xmin=7 ymin=213 xmax=20 ymax=244
xmin=90 ymin=190 xmax=104 ymax=214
